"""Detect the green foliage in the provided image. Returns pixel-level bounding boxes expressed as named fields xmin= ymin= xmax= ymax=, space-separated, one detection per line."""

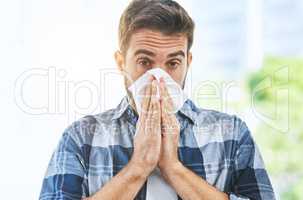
xmin=282 ymin=179 xmax=303 ymax=200
xmin=248 ymin=56 xmax=303 ymax=199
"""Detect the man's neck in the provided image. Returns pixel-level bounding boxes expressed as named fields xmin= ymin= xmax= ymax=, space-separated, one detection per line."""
xmin=127 ymin=94 xmax=139 ymax=116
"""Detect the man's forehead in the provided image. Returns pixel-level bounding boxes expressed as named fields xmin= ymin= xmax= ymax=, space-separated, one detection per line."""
xmin=129 ymin=29 xmax=188 ymax=54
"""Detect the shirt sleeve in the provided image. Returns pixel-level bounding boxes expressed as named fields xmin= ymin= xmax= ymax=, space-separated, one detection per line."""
xmin=229 ymin=120 xmax=276 ymax=200
xmin=39 ymin=121 xmax=89 ymax=200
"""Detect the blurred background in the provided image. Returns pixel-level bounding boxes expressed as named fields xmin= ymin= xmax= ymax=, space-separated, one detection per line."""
xmin=0 ymin=0 xmax=302 ymax=199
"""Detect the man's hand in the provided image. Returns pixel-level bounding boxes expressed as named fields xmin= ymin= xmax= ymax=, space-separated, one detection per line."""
xmin=130 ymin=75 xmax=162 ymax=176
xmin=158 ymin=77 xmax=181 ymax=175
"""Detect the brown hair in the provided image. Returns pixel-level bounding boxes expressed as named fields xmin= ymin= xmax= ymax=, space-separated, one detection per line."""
xmin=118 ymin=0 xmax=195 ymax=54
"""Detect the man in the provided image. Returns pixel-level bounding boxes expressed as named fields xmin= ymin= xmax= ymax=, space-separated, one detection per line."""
xmin=39 ymin=0 xmax=276 ymax=199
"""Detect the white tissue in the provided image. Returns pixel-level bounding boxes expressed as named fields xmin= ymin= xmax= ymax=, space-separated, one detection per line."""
xmin=146 ymin=167 xmax=178 ymax=200
xmin=128 ymin=68 xmax=187 ymax=114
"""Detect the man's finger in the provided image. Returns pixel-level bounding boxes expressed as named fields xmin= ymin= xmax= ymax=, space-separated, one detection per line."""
xmin=151 ymin=79 xmax=158 ymax=103
xmin=159 ymin=78 xmax=174 ymax=113
xmin=140 ymin=75 xmax=154 ymax=115
xmin=144 ymin=79 xmax=158 ymax=134
xmin=151 ymin=81 xmax=161 ymax=129
xmin=144 ymin=98 xmax=154 ymax=134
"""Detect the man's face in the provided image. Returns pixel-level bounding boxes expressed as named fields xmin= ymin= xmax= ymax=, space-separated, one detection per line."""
xmin=116 ymin=29 xmax=192 ymax=90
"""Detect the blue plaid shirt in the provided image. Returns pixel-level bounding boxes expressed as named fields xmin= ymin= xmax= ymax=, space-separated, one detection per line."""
xmin=40 ymin=96 xmax=275 ymax=200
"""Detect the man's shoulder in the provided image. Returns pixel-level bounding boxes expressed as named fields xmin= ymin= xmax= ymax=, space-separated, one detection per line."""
xmin=197 ymin=108 xmax=240 ymax=125
xmin=190 ymin=101 xmax=249 ymax=142
xmin=70 ymin=108 xmax=116 ymax=129
xmin=62 ymin=108 xmax=119 ymax=147
xmin=187 ymin=99 xmax=242 ymax=126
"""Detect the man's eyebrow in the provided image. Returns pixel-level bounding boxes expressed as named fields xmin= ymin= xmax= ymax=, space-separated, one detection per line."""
xmin=134 ymin=49 xmax=156 ymax=57
xmin=167 ymin=50 xmax=185 ymax=58
xmin=134 ymin=49 xmax=185 ymax=58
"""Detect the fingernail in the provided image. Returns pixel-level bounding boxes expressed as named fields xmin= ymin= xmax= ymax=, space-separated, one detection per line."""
xmin=159 ymin=80 xmax=164 ymax=88
xmin=148 ymin=75 xmax=153 ymax=81
xmin=152 ymin=80 xmax=156 ymax=85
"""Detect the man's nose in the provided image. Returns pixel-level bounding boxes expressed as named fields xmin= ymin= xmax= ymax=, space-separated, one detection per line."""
xmin=151 ymin=65 xmax=167 ymax=73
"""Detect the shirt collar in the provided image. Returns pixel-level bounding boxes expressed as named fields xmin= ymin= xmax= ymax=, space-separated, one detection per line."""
xmin=177 ymin=99 xmax=197 ymax=124
xmin=111 ymin=96 xmax=132 ymax=120
xmin=112 ymin=96 xmax=198 ymax=125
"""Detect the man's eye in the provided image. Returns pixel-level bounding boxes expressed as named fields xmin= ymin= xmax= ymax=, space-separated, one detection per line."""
xmin=168 ymin=61 xmax=180 ymax=69
xmin=138 ymin=58 xmax=151 ymax=67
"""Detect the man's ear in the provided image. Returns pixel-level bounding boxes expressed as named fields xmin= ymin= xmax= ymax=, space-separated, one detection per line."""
xmin=114 ymin=50 xmax=125 ymax=72
xmin=187 ymin=52 xmax=193 ymax=68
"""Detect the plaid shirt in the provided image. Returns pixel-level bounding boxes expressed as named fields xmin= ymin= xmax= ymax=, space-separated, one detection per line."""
xmin=40 ymin=96 xmax=275 ymax=200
